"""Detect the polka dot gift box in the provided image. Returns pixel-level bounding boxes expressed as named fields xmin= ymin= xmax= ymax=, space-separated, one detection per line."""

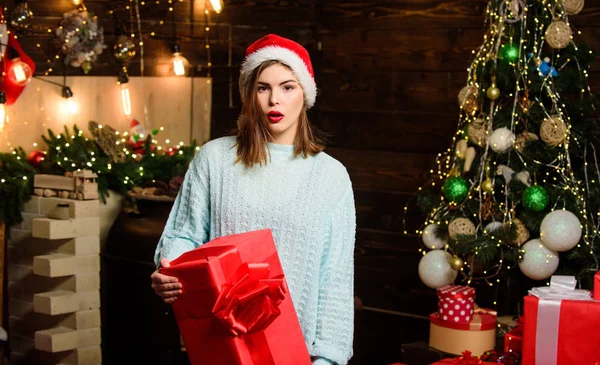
xmin=437 ymin=285 xmax=475 ymax=323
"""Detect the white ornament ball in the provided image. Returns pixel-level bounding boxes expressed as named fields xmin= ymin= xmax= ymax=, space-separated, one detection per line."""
xmin=519 ymin=239 xmax=559 ymax=280
xmin=422 ymin=224 xmax=448 ymax=250
xmin=489 ymin=128 xmax=515 ymax=153
xmin=540 ymin=210 xmax=582 ymax=251
xmin=419 ymin=250 xmax=457 ymax=289
xmin=484 ymin=221 xmax=504 ymax=234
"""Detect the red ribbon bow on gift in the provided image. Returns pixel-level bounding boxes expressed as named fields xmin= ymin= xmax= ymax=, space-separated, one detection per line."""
xmin=450 ymin=351 xmax=483 ymax=365
xmin=212 ymin=262 xmax=287 ymax=336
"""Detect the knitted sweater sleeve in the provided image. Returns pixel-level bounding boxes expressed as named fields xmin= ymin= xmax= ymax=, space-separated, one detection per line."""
xmin=154 ymin=147 xmax=211 ymax=266
xmin=312 ymin=179 xmax=356 ymax=365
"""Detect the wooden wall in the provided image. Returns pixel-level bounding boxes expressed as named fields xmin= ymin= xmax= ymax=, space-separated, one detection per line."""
xmin=12 ymin=1 xmax=600 ymax=364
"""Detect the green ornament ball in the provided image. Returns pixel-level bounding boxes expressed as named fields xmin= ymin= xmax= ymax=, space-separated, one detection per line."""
xmin=522 ymin=185 xmax=549 ymax=212
xmin=443 ymin=176 xmax=469 ymax=203
xmin=501 ymin=43 xmax=519 ymax=62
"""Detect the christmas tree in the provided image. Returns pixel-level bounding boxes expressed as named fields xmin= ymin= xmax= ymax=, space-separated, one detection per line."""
xmin=411 ymin=0 xmax=599 ymax=308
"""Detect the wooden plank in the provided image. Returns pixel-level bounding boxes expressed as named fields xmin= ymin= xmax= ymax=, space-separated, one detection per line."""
xmin=326 ymin=147 xmax=434 ymax=193
xmin=355 ymin=190 xmax=427 ymax=233
xmin=319 ymin=27 xmax=484 ymax=72
xmin=315 ymin=110 xmax=458 ymax=153
xmin=317 ymin=70 xmax=467 ymax=113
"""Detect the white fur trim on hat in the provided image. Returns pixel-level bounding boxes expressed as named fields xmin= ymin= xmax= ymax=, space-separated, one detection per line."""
xmin=240 ymin=46 xmax=317 ymax=108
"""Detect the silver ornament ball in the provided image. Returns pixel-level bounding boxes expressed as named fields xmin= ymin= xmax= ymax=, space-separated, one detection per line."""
xmin=418 ymin=250 xmax=457 ymax=289
xmin=518 ymin=239 xmax=559 ymax=280
xmin=540 ymin=210 xmax=582 ymax=252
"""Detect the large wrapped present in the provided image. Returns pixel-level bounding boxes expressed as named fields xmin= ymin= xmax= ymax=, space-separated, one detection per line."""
xmin=161 ymin=229 xmax=311 ymax=365
xmin=437 ymin=285 xmax=476 ymax=323
xmin=428 ymin=350 xmax=497 ymax=365
xmin=429 ymin=310 xmax=496 ymax=356
xmin=522 ymin=275 xmax=600 ymax=365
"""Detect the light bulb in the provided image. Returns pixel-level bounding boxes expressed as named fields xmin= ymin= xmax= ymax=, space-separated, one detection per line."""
xmin=73 ymin=0 xmax=83 ymax=5
xmin=170 ymin=46 xmax=190 ymax=76
xmin=209 ymin=0 xmax=222 ymax=13
xmin=61 ymin=86 xmax=78 ymax=115
xmin=121 ymin=83 xmax=132 ymax=116
xmin=8 ymin=58 xmax=32 ymax=86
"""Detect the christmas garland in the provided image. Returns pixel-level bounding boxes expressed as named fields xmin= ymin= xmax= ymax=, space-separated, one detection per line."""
xmin=0 ymin=123 xmax=199 ymax=228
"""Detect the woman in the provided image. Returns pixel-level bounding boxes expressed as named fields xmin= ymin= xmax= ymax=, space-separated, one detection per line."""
xmin=151 ymin=34 xmax=356 ymax=365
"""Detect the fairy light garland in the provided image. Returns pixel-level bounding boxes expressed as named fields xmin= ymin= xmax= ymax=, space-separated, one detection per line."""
xmin=403 ymin=0 xmax=600 ymax=293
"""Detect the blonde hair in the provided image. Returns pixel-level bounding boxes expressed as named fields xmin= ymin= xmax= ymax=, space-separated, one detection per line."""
xmin=235 ymin=60 xmax=326 ymax=167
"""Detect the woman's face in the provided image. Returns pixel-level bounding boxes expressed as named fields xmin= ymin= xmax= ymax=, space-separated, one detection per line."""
xmin=256 ymin=63 xmax=305 ymax=144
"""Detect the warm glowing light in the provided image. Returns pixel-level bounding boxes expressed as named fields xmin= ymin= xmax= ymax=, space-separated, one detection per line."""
xmin=121 ymin=83 xmax=132 ymax=116
xmin=73 ymin=0 xmax=83 ymax=5
xmin=0 ymin=104 xmax=5 ymax=132
xmin=171 ymin=52 xmax=189 ymax=76
xmin=210 ymin=0 xmax=222 ymax=13
xmin=64 ymin=98 xmax=78 ymax=115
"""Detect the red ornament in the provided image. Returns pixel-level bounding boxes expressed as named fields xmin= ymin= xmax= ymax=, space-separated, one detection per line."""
xmin=27 ymin=150 xmax=46 ymax=168
xmin=165 ymin=146 xmax=178 ymax=157
xmin=1 ymin=16 xmax=36 ymax=105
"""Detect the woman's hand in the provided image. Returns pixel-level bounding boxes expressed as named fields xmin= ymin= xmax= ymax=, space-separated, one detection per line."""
xmin=151 ymin=258 xmax=182 ymax=304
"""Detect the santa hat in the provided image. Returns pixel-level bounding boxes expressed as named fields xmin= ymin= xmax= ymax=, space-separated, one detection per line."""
xmin=239 ymin=34 xmax=317 ymax=109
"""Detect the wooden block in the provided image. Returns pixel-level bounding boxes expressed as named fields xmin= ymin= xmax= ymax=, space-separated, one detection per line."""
xmin=76 ymin=291 xmax=100 ymax=311
xmin=57 ymin=237 xmax=100 ymax=256
xmin=8 ymin=246 xmax=34 ymax=266
xmin=35 ymin=327 xmax=101 ymax=353
xmin=7 ymin=228 xmax=32 ymax=246
xmin=34 ymin=175 xmax=74 ymax=191
xmin=9 ymin=273 xmax=100 ymax=301
xmin=40 ymin=198 xmax=100 ymax=219
xmin=8 ymin=264 xmax=33 ymax=282
xmin=33 ymin=254 xmax=99 ymax=277
xmin=9 ymin=299 xmax=34 ymax=318
xmin=34 ymin=291 xmax=78 ymax=315
xmin=23 ymin=196 xmax=41 ymax=214
xmin=59 ymin=346 xmax=102 ymax=365
xmin=9 ymin=309 xmax=101 ymax=337
xmin=21 ymin=213 xmax=47 ymax=231
xmin=62 ymin=310 xmax=101 ymax=330
xmin=9 ymin=335 xmax=35 ymax=354
xmin=32 ymin=218 xmax=100 ymax=240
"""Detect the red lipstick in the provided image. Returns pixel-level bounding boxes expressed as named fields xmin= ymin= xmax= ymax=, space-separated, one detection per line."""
xmin=267 ymin=111 xmax=284 ymax=123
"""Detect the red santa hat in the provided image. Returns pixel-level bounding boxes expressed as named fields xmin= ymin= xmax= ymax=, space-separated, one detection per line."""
xmin=239 ymin=34 xmax=317 ymax=109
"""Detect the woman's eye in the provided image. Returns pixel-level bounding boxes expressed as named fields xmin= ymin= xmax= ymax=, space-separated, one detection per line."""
xmin=283 ymin=85 xmax=294 ymax=91
xmin=257 ymin=86 xmax=268 ymax=92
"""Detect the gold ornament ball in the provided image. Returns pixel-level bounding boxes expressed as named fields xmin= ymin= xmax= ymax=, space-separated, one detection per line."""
xmin=482 ymin=178 xmax=494 ymax=193
xmin=540 ymin=115 xmax=567 ymax=147
xmin=450 ymin=256 xmax=464 ymax=271
xmin=448 ymin=218 xmax=477 ymax=240
xmin=564 ymin=0 xmax=584 ymax=15
xmin=545 ymin=20 xmax=572 ymax=49
xmin=487 ymin=84 xmax=500 ymax=100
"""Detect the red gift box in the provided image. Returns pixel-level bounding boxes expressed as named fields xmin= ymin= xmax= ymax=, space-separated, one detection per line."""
xmin=437 ymin=285 xmax=476 ymax=323
xmin=161 ymin=229 xmax=311 ymax=365
xmin=503 ymin=325 xmax=523 ymax=355
xmin=522 ymin=295 xmax=600 ymax=364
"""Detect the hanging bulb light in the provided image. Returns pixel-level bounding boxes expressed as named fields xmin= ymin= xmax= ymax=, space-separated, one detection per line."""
xmin=0 ymin=92 xmax=6 ymax=132
xmin=7 ymin=48 xmax=32 ymax=86
xmin=73 ymin=0 xmax=83 ymax=5
xmin=62 ymin=86 xmax=78 ymax=115
xmin=118 ymin=68 xmax=132 ymax=116
xmin=170 ymin=44 xmax=189 ymax=76
xmin=209 ymin=0 xmax=223 ymax=13
xmin=10 ymin=0 xmax=33 ymax=31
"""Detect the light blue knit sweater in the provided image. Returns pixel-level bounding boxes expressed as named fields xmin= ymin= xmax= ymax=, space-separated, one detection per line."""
xmin=154 ymin=136 xmax=356 ymax=365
